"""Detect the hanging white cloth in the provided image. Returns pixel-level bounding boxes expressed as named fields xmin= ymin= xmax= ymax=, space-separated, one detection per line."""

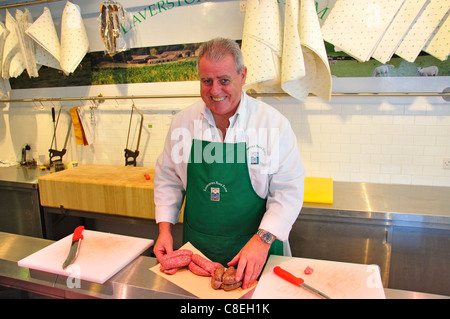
xmin=321 ymin=0 xmax=405 ymax=63
xmin=241 ymin=0 xmax=332 ymax=101
xmin=372 ymin=0 xmax=428 ymax=64
xmin=241 ymin=0 xmax=283 ymax=94
xmin=281 ymin=0 xmax=331 ymax=101
xmin=15 ymin=8 xmax=39 ymax=78
xmin=396 ymin=0 xmax=449 ymax=62
xmin=0 ymin=22 xmax=11 ymax=97
xmin=3 ymin=9 xmax=25 ymax=78
xmin=0 ymin=22 xmax=10 ymax=79
xmin=59 ymin=1 xmax=89 ymax=75
xmin=25 ymin=7 xmax=62 ymax=70
xmin=424 ymin=13 xmax=450 ymax=61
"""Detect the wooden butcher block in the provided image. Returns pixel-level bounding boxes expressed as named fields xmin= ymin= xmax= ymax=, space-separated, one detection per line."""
xmin=38 ymin=164 xmax=155 ymax=219
xmin=18 ymin=229 xmax=153 ymax=284
xmin=252 ymin=255 xmax=385 ymax=299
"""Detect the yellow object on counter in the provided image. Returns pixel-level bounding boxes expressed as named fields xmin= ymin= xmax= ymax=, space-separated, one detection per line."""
xmin=66 ymin=161 xmax=78 ymax=169
xmin=303 ymin=177 xmax=333 ymax=204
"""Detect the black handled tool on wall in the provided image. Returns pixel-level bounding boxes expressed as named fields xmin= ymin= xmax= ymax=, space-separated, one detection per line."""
xmin=124 ymin=104 xmax=143 ymax=166
xmin=49 ymin=107 xmax=71 ymax=171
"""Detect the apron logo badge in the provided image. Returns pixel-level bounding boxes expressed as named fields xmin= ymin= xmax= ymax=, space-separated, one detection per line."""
xmin=211 ymin=187 xmax=220 ymax=201
xmin=250 ymin=151 xmax=259 ymax=165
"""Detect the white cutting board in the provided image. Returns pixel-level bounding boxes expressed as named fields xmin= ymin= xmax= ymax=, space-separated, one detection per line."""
xmin=252 ymin=255 xmax=385 ymax=299
xmin=18 ymin=230 xmax=153 ymax=284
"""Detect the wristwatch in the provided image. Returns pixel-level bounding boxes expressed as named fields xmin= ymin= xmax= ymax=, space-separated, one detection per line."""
xmin=257 ymin=229 xmax=275 ymax=244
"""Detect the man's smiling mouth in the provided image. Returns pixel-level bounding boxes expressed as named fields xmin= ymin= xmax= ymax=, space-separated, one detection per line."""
xmin=212 ymin=96 xmax=226 ymax=102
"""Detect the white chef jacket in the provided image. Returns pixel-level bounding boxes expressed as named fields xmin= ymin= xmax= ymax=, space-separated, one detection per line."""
xmin=154 ymin=91 xmax=305 ymax=244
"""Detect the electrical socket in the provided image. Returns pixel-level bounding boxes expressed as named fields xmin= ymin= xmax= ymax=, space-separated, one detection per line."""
xmin=443 ymin=158 xmax=450 ymax=170
xmin=240 ymin=1 xmax=247 ymax=12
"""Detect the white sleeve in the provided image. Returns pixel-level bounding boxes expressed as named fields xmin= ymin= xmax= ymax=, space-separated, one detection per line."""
xmin=154 ymin=119 xmax=189 ymax=225
xmin=259 ymin=121 xmax=305 ymax=241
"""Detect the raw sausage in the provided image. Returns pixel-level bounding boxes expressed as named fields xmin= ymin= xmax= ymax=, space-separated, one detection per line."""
xmin=158 ymin=250 xmax=242 ymax=292
xmin=214 ymin=264 xmax=225 ymax=281
xmin=161 ymin=267 xmax=180 ymax=275
xmin=161 ymin=249 xmax=192 ymax=263
xmin=211 ymin=264 xmax=225 ymax=290
xmin=210 ymin=265 xmax=242 ymax=291
xmin=188 ymin=261 xmax=211 ymax=277
xmin=221 ymin=281 xmax=242 ymax=291
xmin=159 ymin=249 xmax=193 ymax=273
xmin=191 ymin=254 xmax=216 ymax=274
xmin=160 ymin=254 xmax=191 ymax=271
xmin=222 ymin=266 xmax=237 ymax=285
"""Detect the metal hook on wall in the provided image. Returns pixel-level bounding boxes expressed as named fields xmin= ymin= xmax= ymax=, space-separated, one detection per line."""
xmin=34 ymin=101 xmax=45 ymax=110
xmin=88 ymin=99 xmax=99 ymax=125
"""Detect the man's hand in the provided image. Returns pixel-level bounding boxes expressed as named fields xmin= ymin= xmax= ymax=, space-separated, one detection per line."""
xmin=227 ymin=235 xmax=271 ymax=289
xmin=153 ymin=222 xmax=174 ymax=263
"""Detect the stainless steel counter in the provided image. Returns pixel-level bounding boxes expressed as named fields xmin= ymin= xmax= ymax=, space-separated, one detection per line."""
xmin=302 ymin=181 xmax=450 ymax=229
xmin=0 ymin=232 xmax=448 ymax=299
xmin=0 ymin=166 xmax=54 ymax=237
xmin=0 ymin=165 xmax=53 ymax=189
xmin=306 ymin=181 xmax=450 ymax=216
xmin=0 ymin=232 xmax=196 ymax=299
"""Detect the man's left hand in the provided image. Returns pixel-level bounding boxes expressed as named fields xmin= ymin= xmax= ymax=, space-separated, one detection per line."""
xmin=227 ymin=235 xmax=271 ymax=289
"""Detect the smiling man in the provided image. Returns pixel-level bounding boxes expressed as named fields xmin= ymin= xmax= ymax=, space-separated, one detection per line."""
xmin=153 ymin=38 xmax=305 ymax=289
xmin=197 ymin=43 xmax=247 ymax=138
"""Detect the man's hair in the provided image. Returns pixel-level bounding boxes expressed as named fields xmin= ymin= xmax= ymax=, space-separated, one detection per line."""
xmin=197 ymin=38 xmax=245 ymax=73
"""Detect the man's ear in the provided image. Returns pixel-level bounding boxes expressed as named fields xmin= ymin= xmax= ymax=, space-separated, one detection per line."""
xmin=240 ymin=66 xmax=248 ymax=85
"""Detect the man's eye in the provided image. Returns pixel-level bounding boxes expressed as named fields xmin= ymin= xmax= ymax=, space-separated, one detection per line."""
xmin=202 ymin=79 xmax=212 ymax=85
xmin=220 ymin=79 xmax=230 ymax=85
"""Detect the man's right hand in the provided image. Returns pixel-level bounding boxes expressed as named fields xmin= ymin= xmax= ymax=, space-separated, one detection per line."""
xmin=153 ymin=222 xmax=174 ymax=262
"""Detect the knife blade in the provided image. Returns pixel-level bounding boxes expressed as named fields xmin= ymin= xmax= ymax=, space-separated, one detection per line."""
xmin=273 ymin=266 xmax=331 ymax=299
xmin=62 ymin=226 xmax=85 ymax=269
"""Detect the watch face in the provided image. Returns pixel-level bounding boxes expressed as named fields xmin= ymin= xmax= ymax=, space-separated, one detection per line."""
xmin=262 ymin=232 xmax=273 ymax=243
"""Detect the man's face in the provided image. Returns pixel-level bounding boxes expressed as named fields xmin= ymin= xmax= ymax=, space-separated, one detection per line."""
xmin=198 ymin=53 xmax=247 ymax=118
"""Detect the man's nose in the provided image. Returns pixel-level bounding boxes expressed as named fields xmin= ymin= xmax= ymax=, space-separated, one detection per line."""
xmin=210 ymin=81 xmax=222 ymax=94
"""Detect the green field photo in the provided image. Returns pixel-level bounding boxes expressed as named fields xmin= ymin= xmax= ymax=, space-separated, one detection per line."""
xmin=9 ymin=41 xmax=448 ymax=90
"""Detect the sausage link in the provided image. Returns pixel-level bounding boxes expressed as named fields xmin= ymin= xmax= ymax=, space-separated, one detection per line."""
xmin=211 ymin=278 xmax=222 ymax=290
xmin=160 ymin=254 xmax=191 ymax=270
xmin=161 ymin=267 xmax=180 ymax=275
xmin=213 ymin=264 xmax=225 ymax=281
xmin=210 ymin=264 xmax=225 ymax=290
xmin=188 ymin=261 xmax=211 ymax=276
xmin=222 ymin=266 xmax=237 ymax=285
xmin=161 ymin=249 xmax=192 ymax=263
xmin=221 ymin=281 xmax=242 ymax=291
xmin=191 ymin=254 xmax=216 ymax=274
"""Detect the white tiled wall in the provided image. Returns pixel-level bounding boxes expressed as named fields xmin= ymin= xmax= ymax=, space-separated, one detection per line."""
xmin=1 ymin=81 xmax=450 ymax=187
xmin=274 ymin=98 xmax=450 ymax=186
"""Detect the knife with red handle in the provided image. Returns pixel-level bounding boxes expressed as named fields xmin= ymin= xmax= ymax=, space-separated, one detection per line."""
xmin=62 ymin=226 xmax=84 ymax=269
xmin=273 ymin=266 xmax=331 ymax=299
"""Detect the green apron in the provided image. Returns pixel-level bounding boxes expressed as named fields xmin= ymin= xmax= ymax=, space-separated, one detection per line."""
xmin=183 ymin=139 xmax=283 ymax=266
